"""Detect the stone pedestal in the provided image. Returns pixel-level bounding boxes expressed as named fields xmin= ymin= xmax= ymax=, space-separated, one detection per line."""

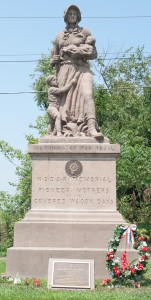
xmin=7 ymin=137 xmax=131 ymax=279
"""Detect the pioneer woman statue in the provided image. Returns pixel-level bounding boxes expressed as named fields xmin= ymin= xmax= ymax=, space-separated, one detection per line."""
xmin=50 ymin=4 xmax=103 ymax=138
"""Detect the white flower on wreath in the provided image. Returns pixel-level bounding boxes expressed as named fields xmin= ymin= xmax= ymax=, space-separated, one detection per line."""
xmin=114 ymin=257 xmax=120 ymax=264
xmin=141 ymin=241 xmax=147 ymax=246
xmin=124 ymin=270 xmax=131 ymax=276
xmin=108 ymin=248 xmax=114 ymax=252
xmin=139 ymin=257 xmax=145 ymax=262
xmin=110 ymin=239 xmax=114 ymax=243
xmin=145 ymin=253 xmax=150 ymax=257
xmin=134 ymin=265 xmax=143 ymax=271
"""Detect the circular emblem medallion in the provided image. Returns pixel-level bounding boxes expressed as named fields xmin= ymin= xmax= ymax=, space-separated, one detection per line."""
xmin=65 ymin=160 xmax=83 ymax=178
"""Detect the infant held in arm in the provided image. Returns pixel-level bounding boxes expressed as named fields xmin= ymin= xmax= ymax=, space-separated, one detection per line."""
xmin=60 ymin=36 xmax=96 ymax=56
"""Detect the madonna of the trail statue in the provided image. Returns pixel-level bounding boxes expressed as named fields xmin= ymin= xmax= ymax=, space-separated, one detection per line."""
xmin=7 ymin=5 xmax=130 ymax=282
xmin=48 ymin=4 xmax=103 ymax=138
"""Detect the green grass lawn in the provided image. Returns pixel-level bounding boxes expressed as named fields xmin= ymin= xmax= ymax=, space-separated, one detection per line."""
xmin=0 ymin=259 xmax=151 ymax=300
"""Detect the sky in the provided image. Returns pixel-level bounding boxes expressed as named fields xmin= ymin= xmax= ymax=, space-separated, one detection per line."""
xmin=1 ymin=0 xmax=151 ymax=194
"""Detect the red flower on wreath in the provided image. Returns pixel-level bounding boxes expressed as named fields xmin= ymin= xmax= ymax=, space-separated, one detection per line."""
xmin=113 ymin=266 xmax=121 ymax=277
xmin=138 ymin=236 xmax=144 ymax=241
xmin=108 ymin=251 xmax=114 ymax=255
xmin=115 ymin=270 xmax=121 ymax=277
xmin=142 ymin=246 xmax=148 ymax=252
xmin=137 ymin=263 xmax=144 ymax=270
xmin=139 ymin=255 xmax=145 ymax=261
xmin=121 ymin=251 xmax=129 ymax=272
xmin=121 ymin=251 xmax=126 ymax=259
xmin=130 ymin=268 xmax=136 ymax=274
xmin=107 ymin=255 xmax=113 ymax=261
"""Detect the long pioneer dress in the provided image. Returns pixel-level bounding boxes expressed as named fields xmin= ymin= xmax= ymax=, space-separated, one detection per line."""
xmin=51 ymin=26 xmax=97 ymax=124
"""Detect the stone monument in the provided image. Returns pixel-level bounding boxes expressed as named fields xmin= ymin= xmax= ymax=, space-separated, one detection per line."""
xmin=7 ymin=5 xmax=136 ymax=279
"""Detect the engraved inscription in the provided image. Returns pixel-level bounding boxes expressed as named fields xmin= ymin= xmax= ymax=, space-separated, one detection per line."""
xmin=70 ymin=199 xmax=113 ymax=205
xmin=76 ymin=187 xmax=109 ymax=193
xmin=32 ymin=172 xmax=115 ymax=209
xmin=38 ymin=187 xmax=69 ymax=193
xmin=37 ymin=187 xmax=109 ymax=194
xmin=33 ymin=198 xmax=114 ymax=205
xmin=36 ymin=176 xmax=112 ymax=182
xmin=31 ymin=156 xmax=116 ymax=210
xmin=34 ymin=199 xmax=65 ymax=204
xmin=31 ymin=144 xmax=119 ymax=153
xmin=51 ymin=260 xmax=91 ymax=288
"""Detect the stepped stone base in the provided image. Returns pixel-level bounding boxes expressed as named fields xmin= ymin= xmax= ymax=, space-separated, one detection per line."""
xmin=7 ymin=246 xmax=137 ymax=279
xmin=7 ymin=140 xmax=137 ymax=279
xmin=7 ymin=210 xmax=128 ymax=278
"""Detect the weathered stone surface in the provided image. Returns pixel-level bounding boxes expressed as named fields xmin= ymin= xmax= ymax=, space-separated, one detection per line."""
xmin=46 ymin=5 xmax=104 ymax=138
xmin=7 ymin=247 xmax=137 ymax=279
xmin=39 ymin=136 xmax=109 ymax=144
xmin=7 ymin=142 xmax=128 ymax=279
xmin=28 ymin=142 xmax=120 ymax=154
xmin=13 ymin=222 xmax=124 ymax=248
xmin=27 ymin=143 xmax=119 ymax=214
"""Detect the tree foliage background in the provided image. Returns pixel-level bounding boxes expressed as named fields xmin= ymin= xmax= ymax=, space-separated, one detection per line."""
xmin=0 ymin=47 xmax=151 ymax=255
xmin=95 ymin=47 xmax=151 ymax=232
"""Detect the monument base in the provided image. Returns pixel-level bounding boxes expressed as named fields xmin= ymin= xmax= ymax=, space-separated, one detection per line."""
xmin=7 ymin=210 xmax=134 ymax=278
xmin=7 ymin=140 xmax=137 ymax=279
xmin=7 ymin=246 xmax=137 ymax=279
xmin=7 ymin=210 xmax=128 ymax=278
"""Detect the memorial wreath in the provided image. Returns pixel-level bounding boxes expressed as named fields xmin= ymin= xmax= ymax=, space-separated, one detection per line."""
xmin=102 ymin=224 xmax=150 ymax=286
